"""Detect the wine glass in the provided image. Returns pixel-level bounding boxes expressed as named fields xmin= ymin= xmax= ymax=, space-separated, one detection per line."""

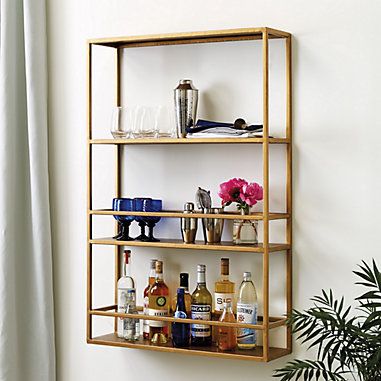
xmin=143 ymin=199 xmax=162 ymax=242
xmin=110 ymin=107 xmax=133 ymax=139
xmin=112 ymin=198 xmax=135 ymax=241
xmin=134 ymin=197 xmax=151 ymax=241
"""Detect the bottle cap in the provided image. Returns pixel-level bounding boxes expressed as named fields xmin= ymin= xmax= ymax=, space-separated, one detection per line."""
xmin=183 ymin=202 xmax=195 ymax=212
xmin=180 ymin=273 xmax=189 ymax=288
xmin=243 ymin=271 xmax=252 ymax=278
xmin=221 ymin=258 xmax=229 ymax=275
xmin=150 ymin=259 xmax=158 ymax=269
xmin=155 ymin=260 xmax=163 ymax=274
xmin=197 ymin=264 xmax=206 ymax=272
xmin=124 ymin=250 xmax=131 ymax=264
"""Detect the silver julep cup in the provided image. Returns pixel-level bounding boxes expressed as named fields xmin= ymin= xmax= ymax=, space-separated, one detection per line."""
xmin=181 ymin=202 xmax=198 ymax=244
xmin=174 ymin=79 xmax=198 ymax=138
xmin=202 ymin=208 xmax=224 ymax=244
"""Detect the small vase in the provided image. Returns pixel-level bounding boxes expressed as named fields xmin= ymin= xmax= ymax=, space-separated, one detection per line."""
xmin=233 ymin=209 xmax=258 ymax=245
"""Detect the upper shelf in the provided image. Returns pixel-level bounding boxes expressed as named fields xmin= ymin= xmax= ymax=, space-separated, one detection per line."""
xmin=89 ymin=137 xmax=289 ymax=145
xmin=88 ymin=27 xmax=291 ymax=49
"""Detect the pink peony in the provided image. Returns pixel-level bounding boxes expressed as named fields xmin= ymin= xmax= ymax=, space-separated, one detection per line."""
xmin=240 ymin=182 xmax=263 ymax=206
xmin=218 ymin=178 xmax=248 ymax=205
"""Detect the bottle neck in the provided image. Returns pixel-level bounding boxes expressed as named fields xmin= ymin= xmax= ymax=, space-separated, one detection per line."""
xmin=155 ymin=272 xmax=164 ymax=282
xmin=197 ymin=271 xmax=206 ymax=285
xmin=219 ymin=274 xmax=229 ymax=282
xmin=123 ymin=261 xmax=131 ymax=278
xmin=176 ymin=290 xmax=186 ymax=311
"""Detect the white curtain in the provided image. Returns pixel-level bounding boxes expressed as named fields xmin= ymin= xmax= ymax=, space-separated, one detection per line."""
xmin=0 ymin=0 xmax=55 ymax=380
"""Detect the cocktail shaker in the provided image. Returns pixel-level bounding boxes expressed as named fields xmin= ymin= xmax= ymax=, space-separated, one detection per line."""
xmin=202 ymin=208 xmax=224 ymax=244
xmin=174 ymin=79 xmax=198 ymax=138
xmin=181 ymin=202 xmax=198 ymax=244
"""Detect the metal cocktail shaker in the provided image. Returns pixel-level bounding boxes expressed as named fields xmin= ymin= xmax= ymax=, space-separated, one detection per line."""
xmin=181 ymin=202 xmax=198 ymax=244
xmin=174 ymin=79 xmax=198 ymax=138
xmin=202 ymin=208 xmax=224 ymax=244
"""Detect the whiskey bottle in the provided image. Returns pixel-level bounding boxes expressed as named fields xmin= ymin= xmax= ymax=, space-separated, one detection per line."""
xmin=171 ymin=272 xmax=191 ymax=314
xmin=171 ymin=288 xmax=190 ymax=347
xmin=218 ymin=301 xmax=237 ymax=351
xmin=237 ymin=271 xmax=258 ymax=349
xmin=148 ymin=260 xmax=170 ymax=344
xmin=191 ymin=264 xmax=212 ymax=346
xmin=117 ymin=250 xmax=135 ymax=338
xmin=143 ymin=258 xmax=157 ymax=339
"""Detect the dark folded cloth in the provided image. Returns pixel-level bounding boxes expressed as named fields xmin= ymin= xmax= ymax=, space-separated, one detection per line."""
xmin=186 ymin=119 xmax=263 ymax=133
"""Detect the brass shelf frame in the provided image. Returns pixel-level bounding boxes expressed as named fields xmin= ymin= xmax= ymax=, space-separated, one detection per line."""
xmin=87 ymin=27 xmax=292 ymax=362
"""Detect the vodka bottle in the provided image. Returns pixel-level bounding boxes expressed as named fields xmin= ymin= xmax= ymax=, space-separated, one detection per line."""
xmin=236 ymin=271 xmax=258 ymax=349
xmin=117 ymin=250 xmax=135 ymax=338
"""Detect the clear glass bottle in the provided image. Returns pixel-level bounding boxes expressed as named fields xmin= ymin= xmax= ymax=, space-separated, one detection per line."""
xmin=143 ymin=258 xmax=157 ymax=339
xmin=191 ymin=264 xmax=212 ymax=346
xmin=171 ymin=288 xmax=190 ymax=347
xmin=117 ymin=250 xmax=135 ymax=338
xmin=124 ymin=289 xmax=140 ymax=341
xmin=237 ymin=271 xmax=258 ymax=349
xmin=148 ymin=260 xmax=170 ymax=344
xmin=171 ymin=273 xmax=191 ymax=314
xmin=218 ymin=301 xmax=237 ymax=351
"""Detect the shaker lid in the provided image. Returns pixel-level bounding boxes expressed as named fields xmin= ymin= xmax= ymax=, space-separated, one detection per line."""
xmin=175 ymin=79 xmax=197 ymax=91
xmin=184 ymin=202 xmax=195 ymax=212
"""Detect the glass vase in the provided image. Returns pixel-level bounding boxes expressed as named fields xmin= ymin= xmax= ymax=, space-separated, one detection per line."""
xmin=233 ymin=210 xmax=258 ymax=245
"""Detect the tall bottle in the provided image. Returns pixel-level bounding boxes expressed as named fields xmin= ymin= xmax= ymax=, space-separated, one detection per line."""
xmin=124 ymin=289 xmax=140 ymax=341
xmin=191 ymin=264 xmax=212 ymax=346
xmin=218 ymin=301 xmax=237 ymax=351
xmin=171 ymin=273 xmax=191 ymax=314
xmin=171 ymin=288 xmax=190 ymax=347
xmin=117 ymin=250 xmax=135 ymax=338
xmin=143 ymin=259 xmax=157 ymax=339
xmin=237 ymin=271 xmax=258 ymax=349
xmin=148 ymin=260 xmax=170 ymax=344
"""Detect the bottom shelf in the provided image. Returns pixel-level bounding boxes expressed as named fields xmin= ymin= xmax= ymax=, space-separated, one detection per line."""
xmin=88 ymin=333 xmax=291 ymax=362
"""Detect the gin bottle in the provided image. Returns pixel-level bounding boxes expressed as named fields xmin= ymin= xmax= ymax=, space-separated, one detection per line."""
xmin=117 ymin=250 xmax=135 ymax=338
xmin=237 ymin=271 xmax=258 ymax=349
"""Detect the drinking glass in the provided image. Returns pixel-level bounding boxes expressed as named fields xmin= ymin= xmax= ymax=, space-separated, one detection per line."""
xmin=112 ymin=198 xmax=135 ymax=241
xmin=155 ymin=106 xmax=177 ymax=138
xmin=132 ymin=106 xmax=156 ymax=138
xmin=143 ymin=199 xmax=162 ymax=242
xmin=110 ymin=107 xmax=133 ymax=139
xmin=134 ymin=197 xmax=151 ymax=241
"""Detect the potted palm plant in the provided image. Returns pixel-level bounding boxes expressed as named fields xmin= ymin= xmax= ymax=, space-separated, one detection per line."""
xmin=274 ymin=260 xmax=381 ymax=381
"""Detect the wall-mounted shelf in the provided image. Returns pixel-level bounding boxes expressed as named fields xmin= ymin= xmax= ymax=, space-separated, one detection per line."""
xmin=87 ymin=26 xmax=292 ymax=362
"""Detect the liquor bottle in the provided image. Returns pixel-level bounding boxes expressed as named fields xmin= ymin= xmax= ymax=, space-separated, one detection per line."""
xmin=214 ymin=258 xmax=235 ymax=314
xmin=237 ymin=271 xmax=258 ymax=349
xmin=124 ymin=289 xmax=140 ymax=341
xmin=143 ymin=258 xmax=157 ymax=339
xmin=191 ymin=264 xmax=212 ymax=346
xmin=217 ymin=301 xmax=237 ymax=351
xmin=148 ymin=260 xmax=170 ymax=344
xmin=171 ymin=288 xmax=190 ymax=347
xmin=171 ymin=273 xmax=191 ymax=314
xmin=117 ymin=250 xmax=135 ymax=338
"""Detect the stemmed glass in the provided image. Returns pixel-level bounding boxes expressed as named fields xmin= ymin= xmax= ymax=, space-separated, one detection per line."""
xmin=112 ymin=198 xmax=135 ymax=241
xmin=134 ymin=197 xmax=151 ymax=241
xmin=143 ymin=199 xmax=162 ymax=242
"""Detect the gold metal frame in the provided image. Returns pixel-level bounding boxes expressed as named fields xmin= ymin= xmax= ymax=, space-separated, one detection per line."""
xmin=86 ymin=27 xmax=292 ymax=362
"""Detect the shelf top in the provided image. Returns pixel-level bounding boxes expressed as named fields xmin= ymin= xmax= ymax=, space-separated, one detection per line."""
xmin=88 ymin=27 xmax=291 ymax=48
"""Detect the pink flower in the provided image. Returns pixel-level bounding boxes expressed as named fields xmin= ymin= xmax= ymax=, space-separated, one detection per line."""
xmin=218 ymin=178 xmax=248 ymax=205
xmin=240 ymin=182 xmax=263 ymax=206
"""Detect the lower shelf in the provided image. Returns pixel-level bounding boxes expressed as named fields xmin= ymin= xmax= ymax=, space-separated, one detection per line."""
xmin=88 ymin=333 xmax=291 ymax=362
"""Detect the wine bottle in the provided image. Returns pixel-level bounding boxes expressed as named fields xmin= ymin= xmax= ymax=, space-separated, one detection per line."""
xmin=237 ymin=271 xmax=258 ymax=349
xmin=191 ymin=264 xmax=212 ymax=346
xmin=171 ymin=288 xmax=190 ymax=347
xmin=117 ymin=250 xmax=135 ymax=338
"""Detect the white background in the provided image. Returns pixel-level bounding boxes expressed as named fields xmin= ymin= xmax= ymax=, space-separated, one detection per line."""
xmin=47 ymin=1 xmax=381 ymax=380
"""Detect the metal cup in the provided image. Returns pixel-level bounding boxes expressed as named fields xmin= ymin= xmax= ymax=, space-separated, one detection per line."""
xmin=181 ymin=203 xmax=198 ymax=244
xmin=202 ymin=208 xmax=224 ymax=244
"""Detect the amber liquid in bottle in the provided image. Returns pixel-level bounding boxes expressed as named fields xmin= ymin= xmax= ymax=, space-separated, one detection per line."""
xmin=218 ymin=301 xmax=237 ymax=351
xmin=213 ymin=258 xmax=235 ymax=342
xmin=143 ymin=258 xmax=157 ymax=340
xmin=148 ymin=261 xmax=170 ymax=344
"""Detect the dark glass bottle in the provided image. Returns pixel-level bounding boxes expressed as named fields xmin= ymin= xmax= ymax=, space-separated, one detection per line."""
xmin=171 ymin=288 xmax=190 ymax=347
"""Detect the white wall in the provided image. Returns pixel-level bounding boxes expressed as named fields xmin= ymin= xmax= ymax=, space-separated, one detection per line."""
xmin=47 ymin=1 xmax=381 ymax=380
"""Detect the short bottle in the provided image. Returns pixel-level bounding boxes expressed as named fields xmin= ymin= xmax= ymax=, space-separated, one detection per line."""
xmin=148 ymin=260 xmax=170 ymax=344
xmin=191 ymin=264 xmax=212 ymax=346
xmin=117 ymin=250 xmax=135 ymax=338
xmin=218 ymin=301 xmax=237 ymax=351
xmin=171 ymin=273 xmax=191 ymax=314
xmin=171 ymin=288 xmax=190 ymax=347
xmin=143 ymin=258 xmax=157 ymax=339
xmin=237 ymin=271 xmax=258 ymax=349
xmin=124 ymin=289 xmax=140 ymax=341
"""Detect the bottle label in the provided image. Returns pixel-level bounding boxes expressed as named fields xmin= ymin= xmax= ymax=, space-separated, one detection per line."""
xmin=237 ymin=303 xmax=258 ymax=345
xmin=174 ymin=311 xmax=187 ymax=319
xmin=214 ymin=292 xmax=235 ymax=311
xmin=191 ymin=304 xmax=211 ymax=337
xmin=148 ymin=295 xmax=168 ymax=328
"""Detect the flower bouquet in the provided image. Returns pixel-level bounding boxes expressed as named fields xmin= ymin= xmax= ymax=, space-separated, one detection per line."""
xmin=218 ymin=178 xmax=263 ymax=244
